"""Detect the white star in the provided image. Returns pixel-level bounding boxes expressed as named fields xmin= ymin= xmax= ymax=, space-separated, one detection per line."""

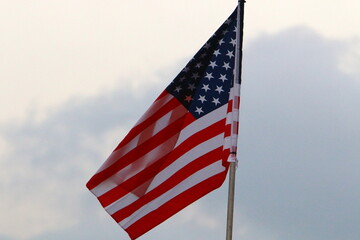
xmin=195 ymin=107 xmax=204 ymax=115
xmin=219 ymin=74 xmax=228 ymax=82
xmin=223 ymin=62 xmax=231 ymax=70
xmin=174 ymin=86 xmax=182 ymax=92
xmin=179 ymin=76 xmax=186 ymax=82
xmin=204 ymin=43 xmax=211 ymax=49
xmin=195 ymin=62 xmax=203 ymax=68
xmin=219 ymin=39 xmax=225 ymax=45
xmin=184 ymin=95 xmax=193 ymax=102
xmin=222 ymin=29 xmax=229 ymax=35
xmin=188 ymin=83 xmax=196 ymax=91
xmin=182 ymin=66 xmax=190 ymax=72
xmin=226 ymin=50 xmax=234 ymax=59
xmin=192 ymin=72 xmax=200 ymax=80
xmin=198 ymin=95 xmax=207 ymax=103
xmin=209 ymin=61 xmax=218 ymax=69
xmin=233 ymin=26 xmax=238 ymax=32
xmin=215 ymin=85 xmax=224 ymax=94
xmin=202 ymin=84 xmax=210 ymax=92
xmin=213 ymin=49 xmax=221 ymax=57
xmin=205 ymin=72 xmax=214 ymax=80
xmin=230 ymin=38 xmax=236 ymax=46
xmin=212 ymin=97 xmax=220 ymax=106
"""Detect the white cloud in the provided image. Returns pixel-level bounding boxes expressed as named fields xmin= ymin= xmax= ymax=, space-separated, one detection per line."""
xmin=0 ymin=84 xmax=156 ymax=239
xmin=2 ymin=0 xmax=360 ymax=124
xmin=0 ymin=0 xmax=234 ymax=123
xmin=338 ymin=39 xmax=360 ymax=77
xmin=0 ymin=24 xmax=360 ymax=240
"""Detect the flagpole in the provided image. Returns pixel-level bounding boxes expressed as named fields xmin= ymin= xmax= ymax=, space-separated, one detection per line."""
xmin=226 ymin=1 xmax=245 ymax=240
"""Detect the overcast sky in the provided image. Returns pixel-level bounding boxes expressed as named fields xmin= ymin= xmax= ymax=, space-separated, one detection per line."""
xmin=1 ymin=1 xmax=360 ymax=240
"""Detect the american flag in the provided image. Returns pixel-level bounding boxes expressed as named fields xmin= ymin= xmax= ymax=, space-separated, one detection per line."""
xmin=87 ymin=7 xmax=240 ymax=240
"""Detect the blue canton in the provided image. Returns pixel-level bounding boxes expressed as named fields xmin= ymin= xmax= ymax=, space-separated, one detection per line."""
xmin=166 ymin=8 xmax=237 ymax=119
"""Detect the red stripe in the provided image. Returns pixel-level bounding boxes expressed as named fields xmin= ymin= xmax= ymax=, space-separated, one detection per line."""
xmin=224 ymin=123 xmax=231 ymax=137
xmin=97 ymin=117 xmax=226 ymax=207
xmin=222 ymin=148 xmax=231 ymax=166
xmin=87 ymin=112 xmax=194 ymax=189
xmin=155 ymin=90 xmax=168 ymax=101
xmin=137 ymin=104 xmax=186 ymax=146
xmin=133 ymin=91 xmax=170 ymax=128
xmin=234 ymin=96 xmax=240 ymax=109
xmin=157 ymin=118 xmax=226 ymax=173
xmin=227 ymin=99 xmax=233 ymax=113
xmin=98 ymin=157 xmax=165 ymax=207
xmin=124 ymin=171 xmax=228 ymax=240
xmin=87 ymin=94 xmax=180 ymax=178
xmin=111 ymin=147 xmax=223 ymax=222
xmin=136 ymin=119 xmax=156 ymax=147
xmin=115 ymin=97 xmax=181 ymax=150
xmin=233 ymin=121 xmax=239 ymax=134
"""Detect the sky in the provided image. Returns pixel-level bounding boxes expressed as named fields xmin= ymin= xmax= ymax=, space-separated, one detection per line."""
xmin=1 ymin=1 xmax=360 ymax=240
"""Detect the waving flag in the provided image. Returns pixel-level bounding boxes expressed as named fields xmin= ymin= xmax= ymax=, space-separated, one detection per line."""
xmin=87 ymin=7 xmax=240 ymax=240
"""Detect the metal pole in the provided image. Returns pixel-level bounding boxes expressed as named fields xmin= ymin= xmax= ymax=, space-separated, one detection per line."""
xmin=225 ymin=1 xmax=245 ymax=240
xmin=226 ymin=162 xmax=237 ymax=240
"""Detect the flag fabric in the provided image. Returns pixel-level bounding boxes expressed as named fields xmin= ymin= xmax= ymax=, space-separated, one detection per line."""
xmin=87 ymin=7 xmax=240 ymax=240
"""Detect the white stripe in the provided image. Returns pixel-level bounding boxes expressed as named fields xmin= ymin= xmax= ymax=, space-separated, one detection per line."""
xmin=91 ymin=134 xmax=179 ymax=197
xmin=226 ymin=83 xmax=241 ymax=151
xmin=146 ymin=133 xmax=224 ymax=193
xmin=226 ymin=109 xmax=239 ymax=124
xmin=226 ymin=111 xmax=233 ymax=124
xmin=232 ymin=83 xmax=241 ymax=97
xmin=152 ymin=110 xmax=172 ymax=137
xmin=134 ymin=93 xmax=173 ymax=127
xmin=227 ymin=85 xmax=240 ymax=102
xmin=103 ymin=133 xmax=224 ymax=214
xmin=224 ymin=136 xmax=231 ymax=150
xmin=136 ymin=104 xmax=186 ymax=145
xmin=94 ymin=97 xmax=230 ymax=209
xmin=175 ymin=104 xmax=228 ymax=147
xmin=96 ymin=102 xmax=185 ymax=173
xmin=105 ymin=180 xmax=149 ymax=215
xmin=120 ymin=160 xmax=225 ymax=228
xmin=223 ymin=135 xmax=238 ymax=150
xmin=106 ymin=193 xmax=138 ymax=215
